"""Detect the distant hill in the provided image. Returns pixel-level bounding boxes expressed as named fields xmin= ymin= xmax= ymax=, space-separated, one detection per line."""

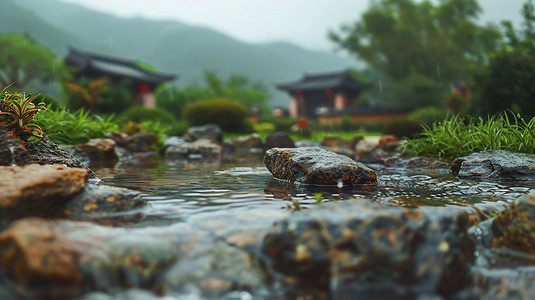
xmin=3 ymin=0 xmax=359 ymax=107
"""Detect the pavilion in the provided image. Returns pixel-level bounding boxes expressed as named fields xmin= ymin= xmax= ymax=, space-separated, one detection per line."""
xmin=277 ymin=70 xmax=369 ymax=119
xmin=64 ymin=47 xmax=176 ymax=108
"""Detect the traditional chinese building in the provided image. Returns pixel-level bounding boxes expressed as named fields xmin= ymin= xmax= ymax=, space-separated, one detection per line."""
xmin=64 ymin=47 xmax=176 ymax=108
xmin=277 ymin=70 xmax=369 ymax=118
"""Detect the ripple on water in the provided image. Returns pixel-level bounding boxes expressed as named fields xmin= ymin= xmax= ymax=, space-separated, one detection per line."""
xmin=91 ymin=161 xmax=534 ymax=227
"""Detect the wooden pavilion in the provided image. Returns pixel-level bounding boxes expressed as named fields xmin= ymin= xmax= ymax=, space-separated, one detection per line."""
xmin=64 ymin=47 xmax=176 ymax=108
xmin=277 ymin=70 xmax=369 ymax=118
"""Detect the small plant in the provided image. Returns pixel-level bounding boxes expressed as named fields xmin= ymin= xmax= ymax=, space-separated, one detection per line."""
xmin=0 ymin=87 xmax=46 ymax=145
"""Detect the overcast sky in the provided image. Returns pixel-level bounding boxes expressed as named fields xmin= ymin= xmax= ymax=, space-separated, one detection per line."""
xmin=59 ymin=0 xmax=526 ymax=52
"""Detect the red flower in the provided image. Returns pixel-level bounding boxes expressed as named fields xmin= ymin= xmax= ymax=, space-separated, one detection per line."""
xmin=296 ymin=118 xmax=310 ymax=128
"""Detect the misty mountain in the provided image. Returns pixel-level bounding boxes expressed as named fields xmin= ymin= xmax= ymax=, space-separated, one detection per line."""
xmin=3 ymin=0 xmax=359 ymax=107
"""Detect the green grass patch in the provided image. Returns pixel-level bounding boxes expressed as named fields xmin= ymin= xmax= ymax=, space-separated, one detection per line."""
xmin=402 ymin=112 xmax=535 ymax=160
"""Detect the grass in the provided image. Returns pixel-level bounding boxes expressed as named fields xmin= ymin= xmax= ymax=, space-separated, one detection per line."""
xmin=402 ymin=112 xmax=535 ymax=160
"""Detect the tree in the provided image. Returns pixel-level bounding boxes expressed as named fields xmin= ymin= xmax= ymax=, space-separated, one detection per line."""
xmin=329 ymin=0 xmax=500 ymax=109
xmin=472 ymin=0 xmax=535 ymax=117
xmin=0 ymin=33 xmax=58 ymax=90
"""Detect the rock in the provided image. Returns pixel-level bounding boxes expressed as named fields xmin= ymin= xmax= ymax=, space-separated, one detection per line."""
xmin=106 ymin=131 xmax=132 ymax=148
xmin=63 ymin=184 xmax=146 ymax=217
xmin=184 ymin=123 xmax=223 ymax=143
xmin=451 ymin=150 xmax=535 ymax=181
xmin=165 ymin=139 xmax=221 ymax=160
xmin=78 ymin=138 xmax=118 ymax=161
xmin=0 ymin=127 xmax=19 ymax=165
xmin=164 ymin=136 xmax=185 ymax=148
xmin=262 ymin=200 xmax=474 ymax=298
xmin=383 ymin=156 xmax=450 ymax=169
xmin=355 ymin=139 xmax=376 ymax=160
xmin=58 ymin=145 xmax=91 ymax=166
xmin=376 ymin=134 xmax=400 ymax=149
xmin=127 ymin=132 xmax=159 ymax=152
xmin=491 ymin=193 xmax=535 ymax=254
xmin=264 ymin=147 xmax=377 ymax=185
xmin=162 ymin=241 xmax=266 ymax=297
xmin=321 ymin=136 xmax=342 ymax=148
xmin=264 ymin=132 xmax=295 ymax=150
xmin=232 ymin=133 xmax=263 ymax=149
xmin=0 ymin=165 xmax=88 ymax=223
xmin=0 ymin=218 xmax=86 ymax=294
xmin=347 ymin=135 xmax=364 ymax=150
xmin=14 ymin=134 xmax=94 ymax=177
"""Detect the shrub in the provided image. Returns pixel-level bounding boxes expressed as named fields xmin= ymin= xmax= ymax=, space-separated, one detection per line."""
xmin=410 ymin=106 xmax=449 ymax=126
xmin=34 ymin=94 xmax=61 ymax=110
xmin=185 ymin=98 xmax=248 ymax=132
xmin=116 ymin=106 xmax=177 ymax=126
xmin=383 ymin=118 xmax=422 ymax=139
xmin=38 ymin=107 xmax=118 ymax=145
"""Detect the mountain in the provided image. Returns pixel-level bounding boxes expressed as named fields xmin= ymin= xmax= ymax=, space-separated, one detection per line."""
xmin=3 ymin=0 xmax=359 ymax=107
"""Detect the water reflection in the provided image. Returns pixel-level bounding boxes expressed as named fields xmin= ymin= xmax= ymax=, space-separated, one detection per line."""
xmin=90 ymin=158 xmax=535 ymax=227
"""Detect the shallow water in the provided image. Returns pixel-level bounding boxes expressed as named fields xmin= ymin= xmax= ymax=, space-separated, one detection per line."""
xmin=90 ymin=158 xmax=535 ymax=228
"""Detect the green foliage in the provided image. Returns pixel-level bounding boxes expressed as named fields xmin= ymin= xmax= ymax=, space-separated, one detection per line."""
xmin=0 ymin=33 xmax=63 ymax=90
xmin=116 ymin=106 xmax=177 ymax=125
xmin=383 ymin=118 xmax=422 ymax=139
xmin=34 ymin=94 xmax=61 ymax=110
xmin=403 ymin=112 xmax=535 ymax=160
xmin=471 ymin=1 xmax=535 ymax=117
xmin=410 ymin=106 xmax=449 ymax=126
xmin=38 ymin=107 xmax=118 ymax=145
xmin=0 ymin=88 xmax=46 ymax=144
xmin=63 ymin=78 xmax=132 ymax=114
xmin=329 ymin=0 xmax=501 ymax=109
xmin=185 ymin=98 xmax=250 ymax=132
xmin=156 ymin=71 xmax=269 ymax=120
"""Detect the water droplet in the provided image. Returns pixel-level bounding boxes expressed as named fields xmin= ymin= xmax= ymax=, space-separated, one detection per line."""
xmin=337 ymin=180 xmax=343 ymax=188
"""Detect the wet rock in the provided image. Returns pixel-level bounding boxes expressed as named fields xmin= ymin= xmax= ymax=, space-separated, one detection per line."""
xmin=321 ymin=136 xmax=343 ymax=148
xmin=232 ymin=133 xmax=263 ymax=150
xmin=262 ymin=200 xmax=474 ymax=298
xmin=106 ymin=131 xmax=132 ymax=148
xmin=163 ymin=136 xmax=185 ymax=148
xmin=0 ymin=217 xmax=265 ymax=299
xmin=264 ymin=147 xmax=377 ymax=185
xmin=127 ymin=132 xmax=158 ymax=152
xmin=162 ymin=241 xmax=266 ymax=297
xmin=376 ymin=134 xmax=400 ymax=150
xmin=0 ymin=164 xmax=88 ymax=224
xmin=14 ymin=134 xmax=94 ymax=177
xmin=264 ymin=132 xmax=295 ymax=150
xmin=451 ymin=150 xmax=535 ymax=181
xmin=78 ymin=138 xmax=119 ymax=161
xmin=491 ymin=193 xmax=535 ymax=254
xmin=165 ymin=139 xmax=221 ymax=160
xmin=0 ymin=218 xmax=86 ymax=296
xmin=63 ymin=184 xmax=146 ymax=217
xmin=59 ymin=145 xmax=92 ymax=166
xmin=184 ymin=123 xmax=223 ymax=143
xmin=383 ymin=155 xmax=450 ymax=169
xmin=0 ymin=127 xmax=19 ymax=165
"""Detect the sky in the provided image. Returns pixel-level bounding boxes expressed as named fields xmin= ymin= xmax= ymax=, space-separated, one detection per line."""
xmin=59 ymin=0 xmax=526 ymax=52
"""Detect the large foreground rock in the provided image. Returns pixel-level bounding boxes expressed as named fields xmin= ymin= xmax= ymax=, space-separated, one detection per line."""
xmin=491 ymin=193 xmax=535 ymax=254
xmin=451 ymin=150 xmax=535 ymax=181
xmin=264 ymin=147 xmax=377 ymax=185
xmin=0 ymin=165 xmax=88 ymax=223
xmin=262 ymin=200 xmax=474 ymax=299
xmin=0 ymin=217 xmax=267 ymax=299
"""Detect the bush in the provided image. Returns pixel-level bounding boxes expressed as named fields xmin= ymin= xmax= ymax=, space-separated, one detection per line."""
xmin=35 ymin=94 xmax=61 ymax=110
xmin=410 ymin=106 xmax=449 ymax=126
xmin=38 ymin=108 xmax=118 ymax=145
xmin=185 ymin=98 xmax=248 ymax=132
xmin=383 ymin=118 xmax=422 ymax=139
xmin=116 ymin=106 xmax=177 ymax=126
